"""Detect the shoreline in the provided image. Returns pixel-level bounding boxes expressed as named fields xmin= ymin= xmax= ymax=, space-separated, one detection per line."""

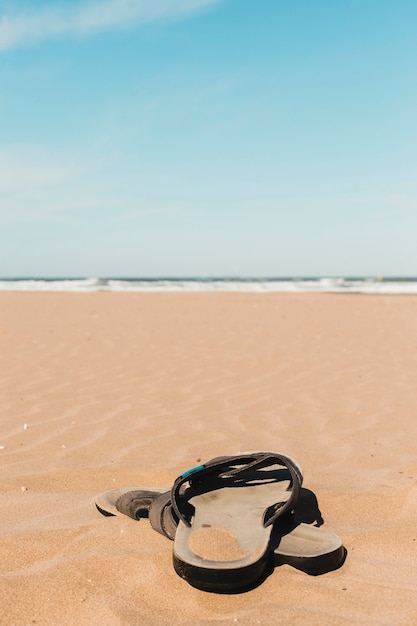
xmin=2 ymin=276 xmax=417 ymax=295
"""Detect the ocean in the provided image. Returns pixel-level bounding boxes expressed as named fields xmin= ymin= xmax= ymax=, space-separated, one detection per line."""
xmin=1 ymin=277 xmax=417 ymax=293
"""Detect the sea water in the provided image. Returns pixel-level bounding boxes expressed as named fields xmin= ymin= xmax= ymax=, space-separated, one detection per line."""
xmin=1 ymin=277 xmax=417 ymax=293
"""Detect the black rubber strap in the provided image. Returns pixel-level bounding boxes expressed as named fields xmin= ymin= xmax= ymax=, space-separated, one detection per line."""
xmin=170 ymin=452 xmax=302 ymax=528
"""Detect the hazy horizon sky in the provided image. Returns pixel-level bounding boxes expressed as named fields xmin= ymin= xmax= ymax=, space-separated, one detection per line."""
xmin=1 ymin=0 xmax=416 ymax=278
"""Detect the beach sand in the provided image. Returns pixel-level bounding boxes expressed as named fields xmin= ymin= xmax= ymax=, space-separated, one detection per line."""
xmin=1 ymin=291 xmax=417 ymax=625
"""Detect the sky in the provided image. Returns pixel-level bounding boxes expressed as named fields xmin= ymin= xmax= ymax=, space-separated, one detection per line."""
xmin=0 ymin=0 xmax=416 ymax=278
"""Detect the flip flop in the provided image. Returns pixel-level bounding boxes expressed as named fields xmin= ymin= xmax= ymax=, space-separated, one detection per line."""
xmin=95 ymin=486 xmax=178 ymax=539
xmin=169 ymin=452 xmax=306 ymax=591
xmin=95 ymin=465 xmax=344 ymax=581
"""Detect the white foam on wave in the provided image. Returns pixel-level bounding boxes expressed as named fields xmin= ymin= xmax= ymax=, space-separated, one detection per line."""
xmin=0 ymin=278 xmax=104 ymax=292
xmin=1 ymin=277 xmax=417 ymax=294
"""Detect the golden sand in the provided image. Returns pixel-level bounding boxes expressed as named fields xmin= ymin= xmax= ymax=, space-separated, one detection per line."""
xmin=1 ymin=292 xmax=417 ymax=624
xmin=188 ymin=527 xmax=248 ymax=562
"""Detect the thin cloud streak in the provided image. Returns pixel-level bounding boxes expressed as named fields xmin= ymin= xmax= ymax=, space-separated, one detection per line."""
xmin=0 ymin=0 xmax=221 ymax=51
xmin=0 ymin=146 xmax=182 ymax=223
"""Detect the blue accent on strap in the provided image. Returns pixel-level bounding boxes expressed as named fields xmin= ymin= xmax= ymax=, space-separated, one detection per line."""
xmin=181 ymin=464 xmax=205 ymax=479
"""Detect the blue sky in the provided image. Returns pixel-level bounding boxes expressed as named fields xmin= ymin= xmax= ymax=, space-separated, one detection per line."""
xmin=0 ymin=0 xmax=416 ymax=277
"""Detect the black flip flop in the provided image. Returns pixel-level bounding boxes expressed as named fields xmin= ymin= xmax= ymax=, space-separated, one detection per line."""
xmin=169 ymin=452 xmax=302 ymax=592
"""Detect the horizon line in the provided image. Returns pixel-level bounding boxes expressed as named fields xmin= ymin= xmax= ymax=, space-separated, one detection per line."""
xmin=1 ymin=275 xmax=417 ymax=282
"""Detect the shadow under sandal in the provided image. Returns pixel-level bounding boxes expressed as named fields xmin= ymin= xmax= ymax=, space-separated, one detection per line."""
xmin=170 ymin=452 xmax=302 ymax=593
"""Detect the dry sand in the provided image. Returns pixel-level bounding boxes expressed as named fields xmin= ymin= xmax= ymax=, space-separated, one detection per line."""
xmin=1 ymin=291 xmax=416 ymax=625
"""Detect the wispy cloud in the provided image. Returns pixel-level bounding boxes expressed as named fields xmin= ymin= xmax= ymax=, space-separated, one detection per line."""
xmin=0 ymin=146 xmax=102 ymax=220
xmin=0 ymin=145 xmax=181 ymax=223
xmin=0 ymin=0 xmax=221 ymax=51
xmin=0 ymin=147 xmax=70 ymax=193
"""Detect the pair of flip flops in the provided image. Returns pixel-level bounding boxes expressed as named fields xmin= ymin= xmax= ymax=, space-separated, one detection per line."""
xmin=95 ymin=452 xmax=344 ymax=593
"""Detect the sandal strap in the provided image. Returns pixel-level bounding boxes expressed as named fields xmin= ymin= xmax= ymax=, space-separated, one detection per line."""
xmin=148 ymin=492 xmax=178 ymax=540
xmin=171 ymin=452 xmax=302 ymax=528
xmin=116 ymin=490 xmax=161 ymax=519
xmin=115 ymin=490 xmax=177 ymax=539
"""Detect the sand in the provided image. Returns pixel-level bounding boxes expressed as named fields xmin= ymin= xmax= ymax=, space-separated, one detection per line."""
xmin=1 ymin=291 xmax=417 ymax=625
